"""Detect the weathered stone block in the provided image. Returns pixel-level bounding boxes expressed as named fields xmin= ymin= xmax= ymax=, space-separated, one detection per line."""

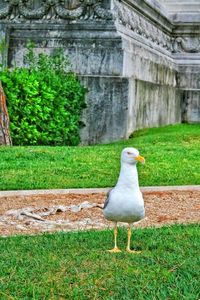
xmin=182 ymin=91 xmax=200 ymax=123
xmin=127 ymin=79 xmax=181 ymax=136
xmin=8 ymin=23 xmax=123 ymax=76
xmin=80 ymin=76 xmax=129 ymax=144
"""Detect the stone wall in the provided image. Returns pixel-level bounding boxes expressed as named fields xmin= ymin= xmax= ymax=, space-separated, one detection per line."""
xmin=0 ymin=0 xmax=199 ymax=144
xmin=80 ymin=76 xmax=129 ymax=144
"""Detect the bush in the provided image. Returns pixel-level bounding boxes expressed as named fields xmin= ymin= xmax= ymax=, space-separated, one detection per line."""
xmin=0 ymin=43 xmax=86 ymax=146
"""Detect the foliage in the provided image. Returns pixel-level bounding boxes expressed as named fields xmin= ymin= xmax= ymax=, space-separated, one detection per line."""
xmin=0 ymin=224 xmax=199 ymax=299
xmin=0 ymin=124 xmax=199 ymax=190
xmin=0 ymin=42 xmax=86 ymax=146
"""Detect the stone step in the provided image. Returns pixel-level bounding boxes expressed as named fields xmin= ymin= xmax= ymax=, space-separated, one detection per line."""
xmin=163 ymin=0 xmax=200 ymax=3
xmin=162 ymin=0 xmax=200 ymax=12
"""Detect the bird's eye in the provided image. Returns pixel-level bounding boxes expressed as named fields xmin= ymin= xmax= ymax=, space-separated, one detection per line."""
xmin=127 ymin=152 xmax=132 ymax=155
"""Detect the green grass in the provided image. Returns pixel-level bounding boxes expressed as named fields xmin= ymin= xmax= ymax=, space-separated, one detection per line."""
xmin=0 ymin=124 xmax=199 ymax=190
xmin=0 ymin=224 xmax=199 ymax=299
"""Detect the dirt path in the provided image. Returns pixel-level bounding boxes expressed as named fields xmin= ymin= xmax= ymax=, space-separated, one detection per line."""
xmin=0 ymin=190 xmax=199 ymax=237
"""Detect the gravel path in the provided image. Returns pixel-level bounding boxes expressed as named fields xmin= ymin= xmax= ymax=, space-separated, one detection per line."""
xmin=0 ymin=190 xmax=199 ymax=237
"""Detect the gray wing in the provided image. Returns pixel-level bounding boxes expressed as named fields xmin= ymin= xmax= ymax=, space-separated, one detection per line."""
xmin=103 ymin=189 xmax=113 ymax=209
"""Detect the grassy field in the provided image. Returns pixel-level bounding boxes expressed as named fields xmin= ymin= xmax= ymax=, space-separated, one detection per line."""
xmin=0 ymin=124 xmax=199 ymax=299
xmin=0 ymin=224 xmax=199 ymax=299
xmin=0 ymin=124 xmax=199 ymax=190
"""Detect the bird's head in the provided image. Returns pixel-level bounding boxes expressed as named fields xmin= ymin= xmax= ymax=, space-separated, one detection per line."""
xmin=121 ymin=147 xmax=145 ymax=165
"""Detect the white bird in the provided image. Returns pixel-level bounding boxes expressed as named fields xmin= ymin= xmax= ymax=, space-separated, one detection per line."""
xmin=103 ymin=147 xmax=145 ymax=253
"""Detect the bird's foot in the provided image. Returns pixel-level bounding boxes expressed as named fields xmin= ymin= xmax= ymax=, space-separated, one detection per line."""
xmin=107 ymin=247 xmax=121 ymax=253
xmin=126 ymin=248 xmax=141 ymax=254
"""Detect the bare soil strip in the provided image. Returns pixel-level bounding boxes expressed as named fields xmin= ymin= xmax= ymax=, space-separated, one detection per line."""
xmin=0 ymin=190 xmax=199 ymax=237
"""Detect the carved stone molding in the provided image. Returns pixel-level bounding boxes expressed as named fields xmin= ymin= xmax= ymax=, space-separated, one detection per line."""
xmin=0 ymin=0 xmax=113 ymax=21
xmin=173 ymin=37 xmax=200 ymax=53
xmin=113 ymin=1 xmax=173 ymax=53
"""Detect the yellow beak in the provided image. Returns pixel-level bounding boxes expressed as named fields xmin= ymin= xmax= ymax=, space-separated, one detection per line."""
xmin=135 ymin=155 xmax=145 ymax=164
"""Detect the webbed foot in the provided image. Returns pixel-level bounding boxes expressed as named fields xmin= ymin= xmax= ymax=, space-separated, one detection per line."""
xmin=126 ymin=248 xmax=141 ymax=254
xmin=107 ymin=247 xmax=121 ymax=253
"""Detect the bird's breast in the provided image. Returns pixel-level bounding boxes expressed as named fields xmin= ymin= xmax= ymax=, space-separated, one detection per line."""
xmin=103 ymin=188 xmax=145 ymax=223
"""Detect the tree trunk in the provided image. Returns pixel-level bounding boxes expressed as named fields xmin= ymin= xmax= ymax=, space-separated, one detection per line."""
xmin=0 ymin=81 xmax=12 ymax=145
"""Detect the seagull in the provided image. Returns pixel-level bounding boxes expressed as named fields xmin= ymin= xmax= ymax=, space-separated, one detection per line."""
xmin=103 ymin=147 xmax=145 ymax=253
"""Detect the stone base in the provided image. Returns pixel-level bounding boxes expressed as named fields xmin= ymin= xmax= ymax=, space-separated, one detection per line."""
xmin=182 ymin=90 xmax=200 ymax=123
xmin=80 ymin=76 xmax=181 ymax=145
xmin=127 ymin=79 xmax=181 ymax=135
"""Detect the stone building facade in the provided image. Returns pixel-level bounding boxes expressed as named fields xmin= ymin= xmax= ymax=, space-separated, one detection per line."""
xmin=0 ymin=0 xmax=199 ymax=144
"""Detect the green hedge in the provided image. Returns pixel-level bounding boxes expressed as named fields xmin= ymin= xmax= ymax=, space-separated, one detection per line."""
xmin=0 ymin=44 xmax=86 ymax=146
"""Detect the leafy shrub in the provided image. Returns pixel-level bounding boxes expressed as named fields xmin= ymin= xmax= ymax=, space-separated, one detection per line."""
xmin=0 ymin=42 xmax=86 ymax=146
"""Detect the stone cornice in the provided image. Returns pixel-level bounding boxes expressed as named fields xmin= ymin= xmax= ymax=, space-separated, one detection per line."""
xmin=113 ymin=0 xmax=200 ymax=59
xmin=113 ymin=1 xmax=173 ymax=57
xmin=0 ymin=0 xmax=112 ymax=21
xmin=120 ymin=0 xmax=173 ymax=33
xmin=1 ymin=0 xmax=200 ymax=59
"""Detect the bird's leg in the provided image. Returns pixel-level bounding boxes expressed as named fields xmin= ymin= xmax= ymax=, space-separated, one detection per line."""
xmin=126 ymin=224 xmax=141 ymax=253
xmin=108 ymin=222 xmax=121 ymax=253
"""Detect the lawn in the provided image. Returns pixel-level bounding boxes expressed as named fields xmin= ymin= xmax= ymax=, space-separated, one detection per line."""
xmin=0 ymin=124 xmax=199 ymax=190
xmin=0 ymin=125 xmax=199 ymax=299
xmin=0 ymin=224 xmax=199 ymax=299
